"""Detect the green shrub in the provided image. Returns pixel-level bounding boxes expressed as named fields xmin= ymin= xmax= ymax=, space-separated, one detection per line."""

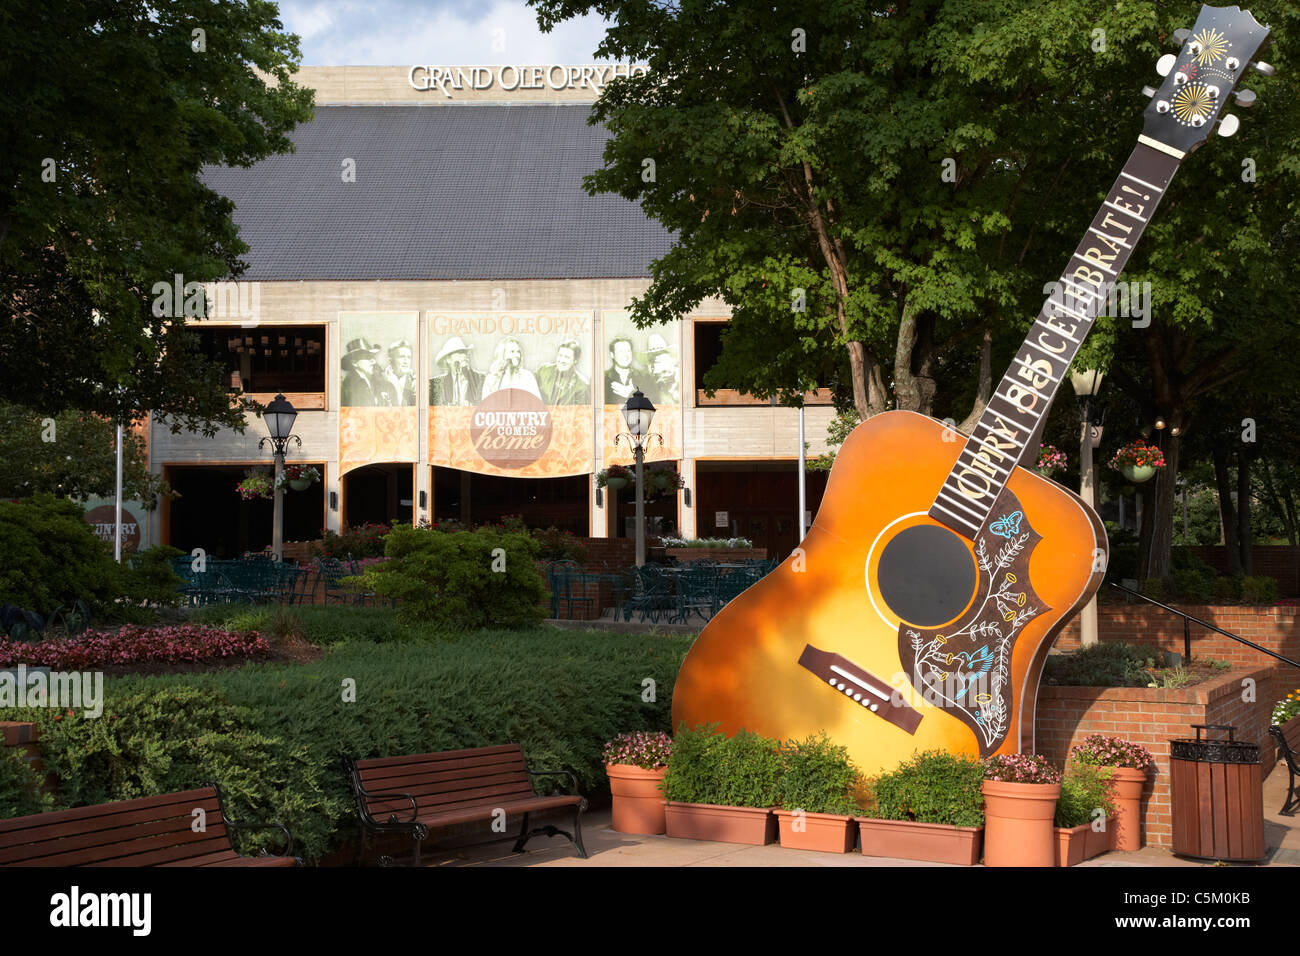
xmin=1170 ymin=568 xmax=1214 ymax=602
xmin=777 ymin=733 xmax=862 ymax=816
xmin=533 ymin=526 xmax=587 ymax=563
xmin=4 ymin=628 xmax=690 ymax=860
xmin=356 ymin=525 xmax=545 ymax=629
xmin=1054 ymin=762 xmax=1115 ymax=829
xmin=1044 ymin=642 xmax=1154 ymax=687
xmin=1139 ymin=578 xmax=1165 ymax=602
xmin=1240 ymin=575 xmax=1279 ymax=605
xmin=867 ymin=750 xmax=984 ymax=827
xmin=0 ymin=743 xmax=52 ymax=818
xmin=0 ymin=495 xmax=126 ymax=620
xmin=1213 ymin=576 xmax=1241 ymax=602
xmin=663 ymin=724 xmax=782 ymax=808
xmin=121 ymin=546 xmax=186 ymax=609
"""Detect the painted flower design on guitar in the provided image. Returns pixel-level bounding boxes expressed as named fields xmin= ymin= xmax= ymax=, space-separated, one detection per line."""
xmin=898 ymin=490 xmax=1049 ymax=755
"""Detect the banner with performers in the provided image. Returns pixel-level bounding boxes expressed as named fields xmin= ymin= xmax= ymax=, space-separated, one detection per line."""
xmin=339 ymin=312 xmax=420 ymax=474
xmin=601 ymin=310 xmax=681 ymax=466
xmin=427 ymin=311 xmax=594 ymax=477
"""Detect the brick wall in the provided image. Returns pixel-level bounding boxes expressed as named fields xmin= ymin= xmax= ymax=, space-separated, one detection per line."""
xmin=0 ymin=721 xmax=54 ymax=796
xmin=1036 ymin=665 xmax=1280 ymax=849
xmin=1056 ymin=604 xmax=1300 ymax=668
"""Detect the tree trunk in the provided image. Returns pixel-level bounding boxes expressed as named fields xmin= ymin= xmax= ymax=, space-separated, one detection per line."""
xmin=1237 ymin=448 xmax=1253 ymax=575
xmin=957 ymin=325 xmax=993 ymax=434
xmin=1212 ymin=444 xmax=1242 ymax=576
xmin=1258 ymin=459 xmax=1299 ymax=546
xmin=1141 ymin=432 xmax=1180 ymax=583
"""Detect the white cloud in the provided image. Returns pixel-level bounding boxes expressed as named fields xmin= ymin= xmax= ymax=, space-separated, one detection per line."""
xmin=276 ymin=0 xmax=615 ymax=66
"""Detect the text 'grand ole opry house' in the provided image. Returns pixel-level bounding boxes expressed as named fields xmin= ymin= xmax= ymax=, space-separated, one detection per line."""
xmin=145 ymin=65 xmax=835 ymax=559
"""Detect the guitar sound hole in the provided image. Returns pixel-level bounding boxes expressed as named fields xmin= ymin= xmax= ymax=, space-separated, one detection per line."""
xmin=876 ymin=524 xmax=977 ymax=627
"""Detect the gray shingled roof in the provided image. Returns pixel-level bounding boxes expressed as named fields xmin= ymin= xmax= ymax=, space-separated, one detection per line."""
xmin=202 ymin=104 xmax=674 ymax=280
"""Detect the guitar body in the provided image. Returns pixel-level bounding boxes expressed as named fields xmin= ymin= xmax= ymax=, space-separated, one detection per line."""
xmin=671 ymin=410 xmax=1107 ymax=778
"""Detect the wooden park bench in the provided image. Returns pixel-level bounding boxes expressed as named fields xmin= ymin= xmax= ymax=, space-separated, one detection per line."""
xmin=1269 ymin=719 xmax=1300 ymax=817
xmin=345 ymin=743 xmax=588 ymax=866
xmin=0 ymin=784 xmax=299 ymax=866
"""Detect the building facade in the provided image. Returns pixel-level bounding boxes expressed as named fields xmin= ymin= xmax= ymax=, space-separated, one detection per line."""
xmin=149 ymin=66 xmax=835 ymax=559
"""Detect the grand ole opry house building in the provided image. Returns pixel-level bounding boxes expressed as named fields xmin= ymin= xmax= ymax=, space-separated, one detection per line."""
xmin=140 ymin=65 xmax=835 ymax=559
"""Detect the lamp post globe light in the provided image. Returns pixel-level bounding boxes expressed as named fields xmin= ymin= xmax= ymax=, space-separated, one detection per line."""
xmin=1069 ymin=369 xmax=1104 ymax=647
xmin=615 ymin=390 xmax=662 ymax=567
xmin=257 ymin=393 xmax=301 ymax=561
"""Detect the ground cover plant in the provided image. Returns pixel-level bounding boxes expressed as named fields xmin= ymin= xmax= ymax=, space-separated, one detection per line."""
xmin=0 ymin=624 xmax=693 ymax=861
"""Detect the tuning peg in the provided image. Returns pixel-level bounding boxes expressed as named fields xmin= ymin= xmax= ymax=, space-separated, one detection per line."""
xmin=1142 ymin=85 xmax=1158 ymax=98
xmin=1234 ymin=88 xmax=1257 ymax=108
xmin=1218 ymin=114 xmax=1240 ymax=138
xmin=1251 ymin=60 xmax=1275 ymax=76
xmin=1156 ymin=53 xmax=1177 ymax=77
xmin=1172 ymin=28 xmax=1191 ymax=45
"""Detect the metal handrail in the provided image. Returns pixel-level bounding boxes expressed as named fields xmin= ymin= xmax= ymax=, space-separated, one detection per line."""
xmin=1108 ymin=581 xmax=1300 ymax=669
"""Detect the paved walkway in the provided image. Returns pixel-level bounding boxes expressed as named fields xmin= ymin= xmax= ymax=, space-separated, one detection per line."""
xmin=424 ymin=764 xmax=1296 ymax=868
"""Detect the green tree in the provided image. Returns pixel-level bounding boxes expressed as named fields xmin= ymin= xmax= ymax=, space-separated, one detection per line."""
xmin=534 ymin=0 xmax=1298 ymax=584
xmin=0 ymin=403 xmax=167 ymax=503
xmin=0 ymin=0 xmax=313 ymax=434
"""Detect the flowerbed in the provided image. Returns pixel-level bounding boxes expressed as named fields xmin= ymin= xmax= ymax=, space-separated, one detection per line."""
xmin=0 ymin=625 xmax=270 ymax=669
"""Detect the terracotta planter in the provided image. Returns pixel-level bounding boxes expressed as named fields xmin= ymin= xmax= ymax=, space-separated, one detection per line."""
xmin=1054 ymin=824 xmax=1089 ymax=867
xmin=775 ymin=810 xmax=856 ymax=853
xmin=856 ymin=818 xmax=983 ymax=865
xmin=982 ymin=780 xmax=1061 ymax=867
xmin=606 ymin=764 xmax=667 ymax=835
xmin=664 ymin=802 xmax=776 ymax=845
xmin=1084 ymin=822 xmax=1115 ymax=859
xmin=1108 ymin=767 xmax=1148 ymax=851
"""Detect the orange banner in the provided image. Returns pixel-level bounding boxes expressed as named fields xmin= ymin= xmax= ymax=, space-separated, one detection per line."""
xmin=340 ymin=407 xmax=419 ymax=474
xmin=430 ymin=403 xmax=593 ymax=477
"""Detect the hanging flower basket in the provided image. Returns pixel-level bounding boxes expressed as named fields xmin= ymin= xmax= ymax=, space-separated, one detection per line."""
xmin=276 ymin=464 xmax=322 ymax=493
xmin=597 ymin=465 xmax=631 ymax=491
xmin=1035 ymin=444 xmax=1068 ymax=478
xmin=1109 ymin=440 xmax=1165 ymax=484
xmin=236 ymin=470 xmax=274 ymax=501
xmin=645 ymin=467 xmax=684 ymax=503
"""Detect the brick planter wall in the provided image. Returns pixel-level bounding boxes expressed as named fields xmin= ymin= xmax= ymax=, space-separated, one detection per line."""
xmin=1056 ymin=604 xmax=1299 ymax=668
xmin=0 ymin=721 xmax=55 ymax=795
xmin=1036 ymin=665 xmax=1280 ymax=849
xmin=665 ymin=548 xmax=768 ymax=563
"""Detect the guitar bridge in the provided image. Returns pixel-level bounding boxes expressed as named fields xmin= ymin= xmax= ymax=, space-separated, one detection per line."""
xmin=798 ymin=645 xmax=923 ymax=735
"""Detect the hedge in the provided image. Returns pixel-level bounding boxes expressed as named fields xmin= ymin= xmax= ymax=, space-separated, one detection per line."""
xmin=1 ymin=628 xmax=692 ymax=862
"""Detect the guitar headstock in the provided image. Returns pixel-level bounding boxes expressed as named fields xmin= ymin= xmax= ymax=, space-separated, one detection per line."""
xmin=1141 ymin=4 xmax=1272 ymax=155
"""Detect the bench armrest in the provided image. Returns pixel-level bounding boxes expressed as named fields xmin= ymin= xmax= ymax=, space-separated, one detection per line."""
xmin=526 ymin=768 xmax=586 ymax=801
xmin=209 ymin=781 xmax=298 ymax=862
xmin=343 ymin=759 xmax=422 ymax=829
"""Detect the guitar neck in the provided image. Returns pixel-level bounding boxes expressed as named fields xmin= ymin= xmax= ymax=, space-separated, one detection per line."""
xmin=929 ymin=143 xmax=1182 ymax=539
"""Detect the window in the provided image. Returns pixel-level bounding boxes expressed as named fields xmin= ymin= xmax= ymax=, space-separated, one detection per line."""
xmin=194 ymin=326 xmax=326 ymax=395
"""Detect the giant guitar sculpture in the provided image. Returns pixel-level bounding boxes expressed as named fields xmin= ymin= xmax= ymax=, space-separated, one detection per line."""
xmin=672 ymin=5 xmax=1273 ymax=778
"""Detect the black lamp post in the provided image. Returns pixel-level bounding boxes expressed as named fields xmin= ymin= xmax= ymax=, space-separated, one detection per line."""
xmin=615 ymin=390 xmax=662 ymax=567
xmin=258 ymin=393 xmax=301 ymax=561
xmin=1069 ymin=369 xmax=1104 ymax=646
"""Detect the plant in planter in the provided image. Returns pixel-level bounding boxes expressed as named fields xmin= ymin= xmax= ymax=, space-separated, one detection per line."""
xmin=1035 ymin=444 xmax=1068 ymax=478
xmin=603 ymin=731 xmax=673 ymax=835
xmin=274 ymin=464 xmax=322 ymax=493
xmin=595 ymin=465 xmax=631 ymax=491
xmin=1109 ymin=440 xmax=1166 ymax=484
xmin=1070 ymin=734 xmax=1154 ymax=851
xmin=774 ymin=734 xmax=863 ymax=853
xmin=236 ymin=469 xmax=274 ymax=501
xmin=982 ymin=753 xmax=1062 ymax=867
xmin=643 ymin=466 xmax=685 ymax=503
xmin=662 ymin=724 xmax=781 ymax=845
xmin=858 ymin=750 xmax=985 ymax=864
xmin=1272 ymin=688 xmax=1300 ymax=727
xmin=1054 ymin=761 xmax=1117 ymax=866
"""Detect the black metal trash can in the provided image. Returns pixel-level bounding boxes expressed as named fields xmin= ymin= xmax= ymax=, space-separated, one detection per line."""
xmin=1169 ymin=724 xmax=1266 ymax=862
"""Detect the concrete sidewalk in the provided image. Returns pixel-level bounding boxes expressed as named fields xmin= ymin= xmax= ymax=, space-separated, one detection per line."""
xmin=423 ymin=764 xmax=1296 ymax=868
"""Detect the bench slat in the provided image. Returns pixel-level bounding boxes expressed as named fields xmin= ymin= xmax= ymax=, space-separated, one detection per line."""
xmin=0 ymin=789 xmax=220 ymax=834
xmin=0 ymin=798 xmax=222 ymax=849
xmin=0 ymin=817 xmax=229 ymax=866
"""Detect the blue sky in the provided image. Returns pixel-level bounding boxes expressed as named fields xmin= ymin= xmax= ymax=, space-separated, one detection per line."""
xmin=277 ymin=0 xmax=615 ymax=65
